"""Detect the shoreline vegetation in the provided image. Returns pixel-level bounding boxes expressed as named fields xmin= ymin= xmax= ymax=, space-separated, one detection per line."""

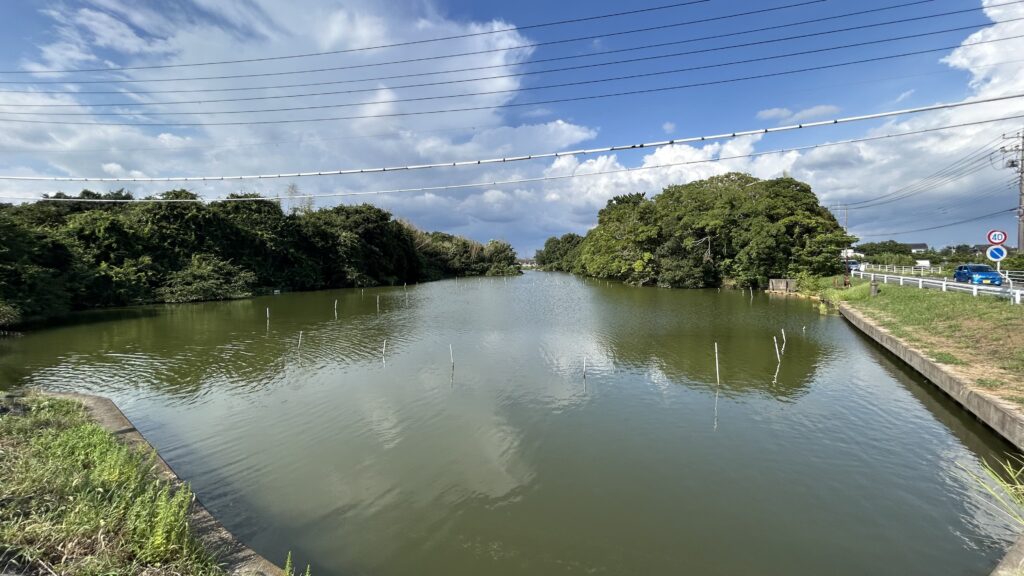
xmin=0 ymin=190 xmax=521 ymax=329
xmin=0 ymin=393 xmax=270 ymax=575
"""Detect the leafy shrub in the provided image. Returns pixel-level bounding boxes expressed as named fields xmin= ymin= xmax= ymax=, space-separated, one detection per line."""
xmin=156 ymin=254 xmax=257 ymax=303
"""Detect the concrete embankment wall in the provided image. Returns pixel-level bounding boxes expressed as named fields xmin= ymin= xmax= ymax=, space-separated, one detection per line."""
xmin=837 ymin=305 xmax=1024 ymax=576
xmin=45 ymin=391 xmax=283 ymax=576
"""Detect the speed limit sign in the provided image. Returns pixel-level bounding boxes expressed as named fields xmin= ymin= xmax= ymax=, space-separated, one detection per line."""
xmin=987 ymin=229 xmax=1008 ymax=245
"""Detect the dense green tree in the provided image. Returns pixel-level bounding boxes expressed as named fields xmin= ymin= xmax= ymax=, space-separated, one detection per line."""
xmin=578 ymin=193 xmax=661 ymax=285
xmin=855 ymin=240 xmax=912 ymax=256
xmin=540 ymin=173 xmax=854 ymax=288
xmin=535 ymin=233 xmax=583 ymax=271
xmin=156 ymin=254 xmax=257 ymax=303
xmin=0 ymin=193 xmax=520 ymax=327
xmin=483 ymin=240 xmax=519 ymax=275
xmin=0 ymin=211 xmax=80 ymax=322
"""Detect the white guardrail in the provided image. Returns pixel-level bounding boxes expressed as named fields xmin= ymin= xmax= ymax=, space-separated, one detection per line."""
xmin=851 ymin=270 xmax=1023 ymax=305
xmin=862 ymin=264 xmax=945 ymax=275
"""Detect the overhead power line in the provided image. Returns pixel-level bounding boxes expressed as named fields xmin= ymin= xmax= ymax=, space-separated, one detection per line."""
xmin=859 ymin=207 xmax=1018 ymax=237
xmin=0 ymin=0 xmax=975 ymax=98
xmin=0 ymin=0 xmax=942 ymax=94
xmin=0 ymin=0 xmax=891 ymax=85
xmin=3 ymin=97 xmax=1024 ymax=184
xmin=0 ymin=0 xmax=716 ymax=74
xmin=847 ymin=137 xmax=1005 ymax=209
xmin=847 ymin=133 xmax=1005 ymax=205
xmin=4 ymin=11 xmax=1013 ymax=111
xmin=7 ymin=56 xmax=1024 ymax=156
xmin=0 ymin=36 xmax=1021 ymax=128
xmin=6 ymin=112 xmax=1024 ymax=204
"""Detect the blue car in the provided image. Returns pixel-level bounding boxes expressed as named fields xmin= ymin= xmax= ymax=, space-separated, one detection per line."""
xmin=953 ymin=264 xmax=1003 ymax=286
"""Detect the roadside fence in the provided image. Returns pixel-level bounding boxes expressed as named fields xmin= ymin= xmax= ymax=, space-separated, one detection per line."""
xmin=851 ymin=270 xmax=1022 ymax=305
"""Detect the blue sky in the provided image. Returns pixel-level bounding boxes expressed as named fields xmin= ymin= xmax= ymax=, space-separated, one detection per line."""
xmin=0 ymin=0 xmax=1021 ymax=255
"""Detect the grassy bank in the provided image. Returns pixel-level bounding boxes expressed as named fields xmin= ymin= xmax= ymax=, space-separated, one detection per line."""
xmin=0 ymin=395 xmax=227 ymax=575
xmin=810 ymin=280 xmax=1024 ymax=405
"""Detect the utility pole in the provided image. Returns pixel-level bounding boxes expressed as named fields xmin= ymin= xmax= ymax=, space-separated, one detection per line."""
xmin=1002 ymin=129 xmax=1024 ymax=254
xmin=832 ymin=203 xmax=851 ymax=285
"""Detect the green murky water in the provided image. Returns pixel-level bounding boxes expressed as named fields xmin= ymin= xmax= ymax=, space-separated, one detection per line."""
xmin=0 ymin=272 xmax=1017 ymax=575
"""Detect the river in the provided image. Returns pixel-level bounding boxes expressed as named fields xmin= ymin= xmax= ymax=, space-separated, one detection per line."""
xmin=0 ymin=271 xmax=1017 ymax=575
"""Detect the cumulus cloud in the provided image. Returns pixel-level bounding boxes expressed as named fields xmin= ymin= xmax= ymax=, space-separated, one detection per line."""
xmin=3 ymin=0 xmax=1023 ymax=254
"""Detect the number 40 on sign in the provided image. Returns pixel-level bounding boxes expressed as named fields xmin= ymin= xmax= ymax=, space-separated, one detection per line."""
xmin=987 ymin=229 xmax=1008 ymax=245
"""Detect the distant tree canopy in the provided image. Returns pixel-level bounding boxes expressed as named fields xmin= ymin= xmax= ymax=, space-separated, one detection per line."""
xmin=535 ymin=173 xmax=855 ymax=288
xmin=855 ymin=240 xmax=914 ymax=256
xmin=0 ymin=191 xmax=520 ymax=326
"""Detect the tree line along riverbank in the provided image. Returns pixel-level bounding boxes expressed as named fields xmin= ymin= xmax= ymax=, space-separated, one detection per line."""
xmin=0 ymin=190 xmax=520 ymax=328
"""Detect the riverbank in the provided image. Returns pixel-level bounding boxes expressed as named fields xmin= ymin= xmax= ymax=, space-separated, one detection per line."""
xmin=813 ymin=281 xmax=1024 ymax=405
xmin=814 ymin=283 xmax=1024 ymax=575
xmin=0 ymin=392 xmax=283 ymax=576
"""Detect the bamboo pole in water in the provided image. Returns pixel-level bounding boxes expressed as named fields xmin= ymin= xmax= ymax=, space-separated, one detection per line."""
xmin=298 ymin=331 xmax=303 ymax=349
xmin=382 ymin=339 xmax=387 ymax=364
xmin=376 ymin=295 xmax=380 ymax=314
xmin=450 ymin=344 xmax=454 ymax=367
xmin=773 ymin=336 xmax=781 ymax=363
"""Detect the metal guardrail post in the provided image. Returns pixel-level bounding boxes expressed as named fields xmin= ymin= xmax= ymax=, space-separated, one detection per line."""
xmin=973 ymin=285 xmax=978 ymax=297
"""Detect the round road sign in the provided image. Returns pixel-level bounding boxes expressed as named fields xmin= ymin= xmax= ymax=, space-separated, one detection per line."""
xmin=987 ymin=229 xmax=1008 ymax=245
xmin=987 ymin=244 xmax=1008 ymax=262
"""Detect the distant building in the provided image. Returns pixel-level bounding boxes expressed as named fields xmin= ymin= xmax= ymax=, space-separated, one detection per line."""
xmin=906 ymin=243 xmax=929 ymax=254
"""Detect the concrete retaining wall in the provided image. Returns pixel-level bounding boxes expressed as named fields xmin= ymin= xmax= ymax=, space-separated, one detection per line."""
xmin=839 ymin=305 xmax=1024 ymax=450
xmin=44 ymin=391 xmax=283 ymax=576
xmin=838 ymin=305 xmax=1024 ymax=576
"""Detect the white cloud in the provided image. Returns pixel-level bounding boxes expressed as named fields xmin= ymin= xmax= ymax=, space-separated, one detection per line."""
xmin=788 ymin=105 xmax=840 ymax=123
xmin=895 ymin=89 xmax=915 ymax=103
xmin=756 ymin=107 xmax=792 ymax=120
xmin=661 ymin=121 xmax=676 ymax=135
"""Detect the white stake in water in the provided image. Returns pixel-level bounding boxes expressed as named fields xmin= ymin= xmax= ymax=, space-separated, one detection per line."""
xmin=714 ymin=342 xmax=720 ymax=387
xmin=773 ymin=336 xmax=781 ymax=363
xmin=334 ymin=299 xmax=338 ymax=320
xmin=382 ymin=339 xmax=387 ymax=364
xmin=266 ymin=307 xmax=270 ymax=320
xmin=583 ymin=356 xmax=588 ymax=379
xmin=376 ymin=295 xmax=380 ymax=314
xmin=297 ymin=330 xmax=303 ymax=349
xmin=780 ymin=328 xmax=787 ymax=354
xmin=450 ymin=344 xmax=454 ymax=366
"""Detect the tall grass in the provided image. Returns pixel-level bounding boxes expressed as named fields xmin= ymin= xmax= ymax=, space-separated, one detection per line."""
xmin=0 ymin=395 xmax=224 ymax=575
xmin=960 ymin=456 xmax=1024 ymax=528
